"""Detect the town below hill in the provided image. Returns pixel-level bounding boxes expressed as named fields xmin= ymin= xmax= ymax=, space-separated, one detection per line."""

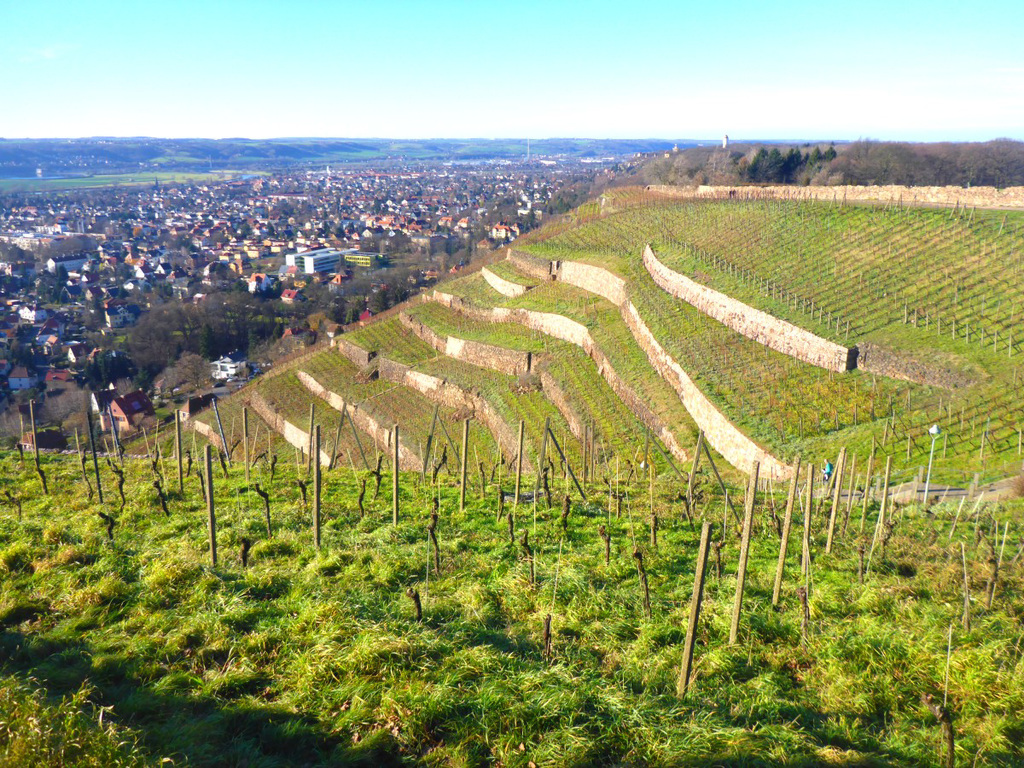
xmin=0 ymin=160 xmax=605 ymax=446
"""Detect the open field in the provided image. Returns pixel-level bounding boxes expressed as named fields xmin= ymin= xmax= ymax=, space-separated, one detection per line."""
xmin=2 ymin=447 xmax=1023 ymax=766
xmin=0 ymin=171 xmax=250 ymax=193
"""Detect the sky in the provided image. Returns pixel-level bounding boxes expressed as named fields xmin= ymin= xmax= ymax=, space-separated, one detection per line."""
xmin=1 ymin=0 xmax=1022 ymax=142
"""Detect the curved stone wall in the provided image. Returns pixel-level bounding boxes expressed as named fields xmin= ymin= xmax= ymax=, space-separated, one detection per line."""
xmin=642 ymin=244 xmax=855 ymax=372
xmin=481 ymin=266 xmax=530 ymax=297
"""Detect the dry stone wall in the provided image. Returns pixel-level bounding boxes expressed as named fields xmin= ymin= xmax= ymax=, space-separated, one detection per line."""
xmin=247 ymin=392 xmax=332 ymax=466
xmin=479 ymin=253 xmax=792 ymax=479
xmin=398 ymin=311 xmax=532 ymax=375
xmin=333 ymin=337 xmax=375 ymax=367
xmin=429 ymin=290 xmax=692 ymax=465
xmin=858 ymin=342 xmax=976 ymax=391
xmin=481 ymin=266 xmax=529 ymax=297
xmin=295 ymin=370 xmax=421 ymax=471
xmin=191 ymin=419 xmax=222 ymax=446
xmin=507 ymin=249 xmax=555 ymax=280
xmin=556 ymin=260 xmax=628 ymax=306
xmin=643 ymin=244 xmax=856 ymax=372
xmin=622 ymin=303 xmax=789 ymax=479
xmin=647 ymin=183 xmax=1024 ymax=209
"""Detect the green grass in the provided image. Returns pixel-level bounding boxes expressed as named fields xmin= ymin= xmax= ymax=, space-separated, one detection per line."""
xmin=2 ymin=450 xmax=1023 ymax=766
xmin=0 ymin=171 xmax=248 ymax=192
xmin=484 ymin=260 xmax=542 ymax=288
xmin=346 ymin=318 xmax=437 ymax=365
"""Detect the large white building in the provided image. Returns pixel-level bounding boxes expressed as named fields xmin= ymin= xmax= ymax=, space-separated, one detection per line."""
xmin=285 ymin=248 xmax=343 ymax=274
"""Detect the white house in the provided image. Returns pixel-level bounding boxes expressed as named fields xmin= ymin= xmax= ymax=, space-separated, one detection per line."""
xmin=47 ymin=254 xmax=90 ymax=274
xmin=210 ymin=351 xmax=248 ymax=381
xmin=18 ymin=304 xmax=48 ymax=322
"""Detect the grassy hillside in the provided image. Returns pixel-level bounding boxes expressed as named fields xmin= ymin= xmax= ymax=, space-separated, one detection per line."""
xmin=2 ymin=443 xmax=1023 ymax=766
xmin=5 ymin=191 xmax=1024 ymax=766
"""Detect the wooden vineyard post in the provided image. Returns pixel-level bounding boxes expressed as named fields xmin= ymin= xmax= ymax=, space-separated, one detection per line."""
xmin=392 ymin=424 xmax=400 ymax=525
xmin=842 ymin=453 xmax=858 ymax=535
xmin=306 ymin=403 xmax=315 ymax=475
xmin=879 ymin=455 xmax=892 ymax=529
xmin=534 ymin=416 xmax=550 ymax=501
xmin=205 ymin=445 xmax=217 ymax=567
xmin=28 ymin=399 xmax=40 ymax=469
xmin=826 ymin=447 xmax=846 ymax=553
xmin=802 ymin=464 xmax=814 ymax=584
xmin=212 ymin=397 xmax=230 ymax=466
xmin=729 ymin=461 xmax=759 ymax=645
xmin=74 ymin=429 xmax=89 ymax=484
xmin=313 ymin=425 xmax=322 ymax=549
xmin=860 ymin=449 xmax=875 ymax=534
xmin=175 ymin=412 xmax=184 ymax=494
xmin=243 ymin=407 xmax=250 ymax=484
xmin=687 ymin=430 xmax=704 ymax=512
xmin=772 ymin=457 xmax=801 ymax=607
xmin=513 ymin=420 xmax=525 ymax=510
xmin=87 ymin=408 xmax=103 ymax=504
xmin=330 ymin=414 xmax=343 ymax=470
xmin=459 ymin=418 xmax=469 ymax=514
xmin=677 ymin=520 xmax=713 ymax=698
xmin=866 ymin=456 xmax=893 ymax=575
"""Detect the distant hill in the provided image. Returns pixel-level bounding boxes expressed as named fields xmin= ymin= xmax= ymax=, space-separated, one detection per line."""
xmin=632 ymin=139 xmax=1024 ymax=188
xmin=0 ymin=137 xmax=704 ymax=177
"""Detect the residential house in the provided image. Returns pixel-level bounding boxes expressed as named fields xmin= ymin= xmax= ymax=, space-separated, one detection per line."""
xmin=47 ymin=254 xmax=90 ymax=274
xmin=8 ymin=366 xmax=38 ymax=391
xmin=210 ymin=351 xmax=248 ymax=381
xmin=104 ymin=301 xmax=141 ymax=329
xmin=99 ymin=389 xmax=154 ymax=433
xmin=18 ymin=304 xmax=48 ymax=323
xmin=248 ymin=273 xmax=275 ymax=294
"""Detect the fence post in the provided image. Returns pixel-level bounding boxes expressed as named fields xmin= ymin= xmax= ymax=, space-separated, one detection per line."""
xmin=460 ymin=418 xmax=469 ymax=513
xmin=513 ymin=420 xmax=525 ymax=510
xmin=243 ymin=407 xmax=250 ymax=484
xmin=729 ymin=461 xmax=759 ymax=644
xmin=391 ymin=424 xmax=400 ymax=525
xmin=772 ymin=457 xmax=801 ymax=607
xmin=677 ymin=520 xmax=713 ymax=698
xmin=205 ymin=445 xmax=217 ymax=567
xmin=175 ymin=412 xmax=184 ymax=494
xmin=313 ymin=425 xmax=321 ymax=549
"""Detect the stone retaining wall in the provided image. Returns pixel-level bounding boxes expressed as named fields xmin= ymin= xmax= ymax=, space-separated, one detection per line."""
xmin=398 ymin=311 xmax=532 ymax=375
xmin=191 ymin=419 xmax=222 ymax=446
xmin=247 ymin=392 xmax=332 ymax=466
xmin=646 ymin=183 xmax=1024 ymax=210
xmin=858 ymin=342 xmax=976 ymax=391
xmin=556 ymin=260 xmax=628 ymax=306
xmin=295 ymin=370 xmax=421 ymax=471
xmin=500 ymin=252 xmax=790 ymax=477
xmin=429 ymin=290 xmax=692 ymax=465
xmin=643 ymin=244 xmax=855 ymax=372
xmin=481 ymin=266 xmax=529 ymax=297
xmin=332 ymin=337 xmax=375 ymax=367
xmin=622 ymin=302 xmax=789 ymax=479
xmin=375 ymin=358 xmax=529 ymax=471
xmin=507 ymin=249 xmax=554 ymax=280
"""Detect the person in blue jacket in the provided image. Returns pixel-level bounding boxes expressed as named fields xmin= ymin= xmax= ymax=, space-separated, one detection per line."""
xmin=822 ymin=460 xmax=834 ymax=485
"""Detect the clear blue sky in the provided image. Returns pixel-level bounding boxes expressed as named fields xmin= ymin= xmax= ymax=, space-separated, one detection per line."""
xmin=2 ymin=0 xmax=1021 ymax=141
